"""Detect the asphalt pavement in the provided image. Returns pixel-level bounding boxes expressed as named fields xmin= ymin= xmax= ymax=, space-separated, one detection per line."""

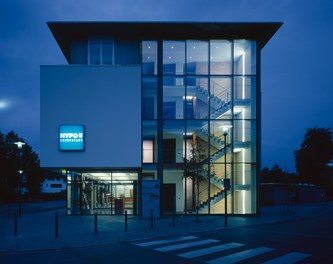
xmin=1 ymin=200 xmax=332 ymax=252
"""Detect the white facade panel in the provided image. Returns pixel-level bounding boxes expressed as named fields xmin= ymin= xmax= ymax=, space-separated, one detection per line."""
xmin=40 ymin=65 xmax=141 ymax=168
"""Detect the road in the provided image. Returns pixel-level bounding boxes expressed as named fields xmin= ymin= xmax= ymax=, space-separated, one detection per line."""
xmin=1 ymin=213 xmax=332 ymax=263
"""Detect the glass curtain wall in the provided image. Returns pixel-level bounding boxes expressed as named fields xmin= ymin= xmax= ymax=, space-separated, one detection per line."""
xmin=67 ymin=171 xmax=139 ymax=215
xmin=142 ymin=39 xmax=257 ymax=215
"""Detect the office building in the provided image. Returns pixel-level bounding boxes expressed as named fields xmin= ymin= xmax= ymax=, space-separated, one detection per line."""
xmin=40 ymin=22 xmax=281 ymax=215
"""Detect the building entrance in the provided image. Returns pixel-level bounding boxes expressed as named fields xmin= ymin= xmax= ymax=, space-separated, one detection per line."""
xmin=67 ymin=171 xmax=139 ymax=215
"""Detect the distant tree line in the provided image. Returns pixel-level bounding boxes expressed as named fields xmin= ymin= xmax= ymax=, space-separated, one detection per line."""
xmin=0 ymin=130 xmax=43 ymax=203
xmin=261 ymin=127 xmax=333 ymax=193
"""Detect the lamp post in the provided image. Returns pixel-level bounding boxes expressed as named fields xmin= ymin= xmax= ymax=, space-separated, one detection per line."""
xmin=223 ymin=130 xmax=228 ymax=227
xmin=14 ymin=141 xmax=25 ymax=217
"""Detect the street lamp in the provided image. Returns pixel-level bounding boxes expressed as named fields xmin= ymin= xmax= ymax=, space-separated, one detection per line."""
xmin=220 ymin=125 xmax=231 ymax=228
xmin=14 ymin=141 xmax=25 ymax=217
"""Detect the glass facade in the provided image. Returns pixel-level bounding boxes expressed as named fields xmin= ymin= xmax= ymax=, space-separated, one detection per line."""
xmin=67 ymin=171 xmax=139 ymax=215
xmin=142 ymin=39 xmax=257 ymax=214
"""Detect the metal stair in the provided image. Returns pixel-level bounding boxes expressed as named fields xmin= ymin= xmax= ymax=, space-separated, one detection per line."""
xmin=197 ymin=190 xmax=225 ymax=213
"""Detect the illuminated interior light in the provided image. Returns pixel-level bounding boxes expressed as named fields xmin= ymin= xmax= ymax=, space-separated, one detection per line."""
xmin=182 ymin=132 xmax=193 ymax=136
xmin=242 ymin=110 xmax=245 ymax=142
xmin=168 ymin=56 xmax=171 ymax=59
xmin=148 ymin=46 xmax=151 ymax=49
xmin=147 ymin=56 xmax=150 ymax=59
xmin=182 ymin=96 xmax=196 ymax=100
xmin=171 ymin=46 xmax=174 ymax=49
xmin=193 ymin=46 xmax=196 ymax=49
xmin=242 ymin=52 xmax=245 ymax=99
xmin=242 ymin=150 xmax=245 ymax=184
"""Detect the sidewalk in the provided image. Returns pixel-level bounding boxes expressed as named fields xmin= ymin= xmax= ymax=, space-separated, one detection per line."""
xmin=1 ymin=201 xmax=332 ymax=252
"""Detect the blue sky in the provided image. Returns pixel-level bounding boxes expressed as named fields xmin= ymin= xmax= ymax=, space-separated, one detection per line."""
xmin=0 ymin=0 xmax=332 ymax=172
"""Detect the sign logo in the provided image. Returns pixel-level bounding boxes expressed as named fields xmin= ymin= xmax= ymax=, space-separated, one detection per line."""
xmin=59 ymin=125 xmax=85 ymax=151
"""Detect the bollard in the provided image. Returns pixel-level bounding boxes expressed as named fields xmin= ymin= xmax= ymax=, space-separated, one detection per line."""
xmin=55 ymin=212 xmax=59 ymax=238
xmin=125 ymin=211 xmax=128 ymax=232
xmin=94 ymin=213 xmax=98 ymax=235
xmin=150 ymin=209 xmax=153 ymax=229
xmin=14 ymin=213 xmax=18 ymax=237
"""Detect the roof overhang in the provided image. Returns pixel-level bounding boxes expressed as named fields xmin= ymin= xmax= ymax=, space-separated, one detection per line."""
xmin=48 ymin=21 xmax=283 ymax=62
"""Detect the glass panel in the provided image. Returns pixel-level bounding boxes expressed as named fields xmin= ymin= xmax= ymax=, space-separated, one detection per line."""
xmin=234 ymin=76 xmax=256 ymax=119
xmin=163 ymin=77 xmax=185 ymax=119
xmin=186 ymin=77 xmax=209 ymax=119
xmin=89 ymin=43 xmax=100 ymax=65
xmin=142 ymin=41 xmax=157 ymax=75
xmin=143 ymin=140 xmax=154 ymax=163
xmin=163 ymin=120 xmax=185 ymax=163
xmin=142 ymin=165 xmax=157 ymax=180
xmin=210 ymin=121 xmax=232 ymax=163
xmin=102 ymin=43 xmax=113 ymax=64
xmin=210 ymin=77 xmax=232 ymax=119
xmin=162 ymin=168 xmax=184 ymax=213
xmin=163 ymin=41 xmax=185 ymax=75
xmin=142 ymin=121 xmax=158 ymax=162
xmin=186 ymin=120 xmax=209 ymax=162
xmin=115 ymin=41 xmax=140 ymax=65
xmin=210 ymin=40 xmax=232 ymax=75
xmin=234 ymin=40 xmax=256 ymax=75
xmin=142 ymin=77 xmax=158 ymax=119
xmin=233 ymin=120 xmax=256 ymax=163
xmin=210 ymin=162 xmax=231 ymax=214
xmin=233 ymin=163 xmax=255 ymax=214
xmin=186 ymin=40 xmax=208 ymax=75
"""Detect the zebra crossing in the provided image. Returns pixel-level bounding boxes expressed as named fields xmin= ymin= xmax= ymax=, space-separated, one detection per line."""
xmin=133 ymin=236 xmax=311 ymax=263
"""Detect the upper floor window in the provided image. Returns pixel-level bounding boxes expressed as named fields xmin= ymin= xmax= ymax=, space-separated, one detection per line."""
xmin=89 ymin=41 xmax=113 ymax=65
xmin=142 ymin=41 xmax=158 ymax=75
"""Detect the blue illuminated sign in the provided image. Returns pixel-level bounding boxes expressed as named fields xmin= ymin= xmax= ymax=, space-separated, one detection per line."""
xmin=59 ymin=125 xmax=85 ymax=151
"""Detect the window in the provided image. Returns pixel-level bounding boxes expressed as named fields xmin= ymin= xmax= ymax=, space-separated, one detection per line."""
xmin=186 ymin=40 xmax=209 ymax=75
xmin=142 ymin=41 xmax=158 ymax=75
xmin=163 ymin=41 xmax=185 ymax=75
xmin=143 ymin=140 xmax=154 ymax=163
xmin=89 ymin=41 xmax=113 ymax=65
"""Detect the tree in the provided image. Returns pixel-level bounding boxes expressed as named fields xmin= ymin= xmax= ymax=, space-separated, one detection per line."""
xmin=0 ymin=130 xmax=43 ymax=202
xmin=261 ymin=163 xmax=298 ymax=184
xmin=294 ymin=127 xmax=333 ymax=185
xmin=183 ymin=139 xmax=209 ymax=214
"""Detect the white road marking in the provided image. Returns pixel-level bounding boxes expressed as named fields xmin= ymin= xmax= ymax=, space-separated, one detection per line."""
xmin=207 ymin=247 xmax=274 ymax=264
xmin=262 ymin=252 xmax=311 ymax=264
xmin=177 ymin=242 xmax=244 ymax=259
xmin=133 ymin=236 xmax=197 ymax=247
xmin=155 ymin=239 xmax=220 ymax=252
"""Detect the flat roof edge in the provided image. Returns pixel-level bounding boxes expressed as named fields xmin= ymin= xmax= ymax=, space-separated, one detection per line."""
xmin=47 ymin=21 xmax=283 ymax=62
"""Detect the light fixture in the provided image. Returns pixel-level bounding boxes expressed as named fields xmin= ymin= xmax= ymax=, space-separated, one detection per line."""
xmin=182 ymin=96 xmax=197 ymax=100
xmin=219 ymin=125 xmax=232 ymax=134
xmin=14 ymin=141 xmax=26 ymax=149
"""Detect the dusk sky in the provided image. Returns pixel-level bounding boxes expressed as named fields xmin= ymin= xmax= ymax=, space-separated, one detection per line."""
xmin=0 ymin=0 xmax=332 ymax=172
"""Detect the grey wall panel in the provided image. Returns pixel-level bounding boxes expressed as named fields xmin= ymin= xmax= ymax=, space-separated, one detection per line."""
xmin=40 ymin=65 xmax=141 ymax=168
